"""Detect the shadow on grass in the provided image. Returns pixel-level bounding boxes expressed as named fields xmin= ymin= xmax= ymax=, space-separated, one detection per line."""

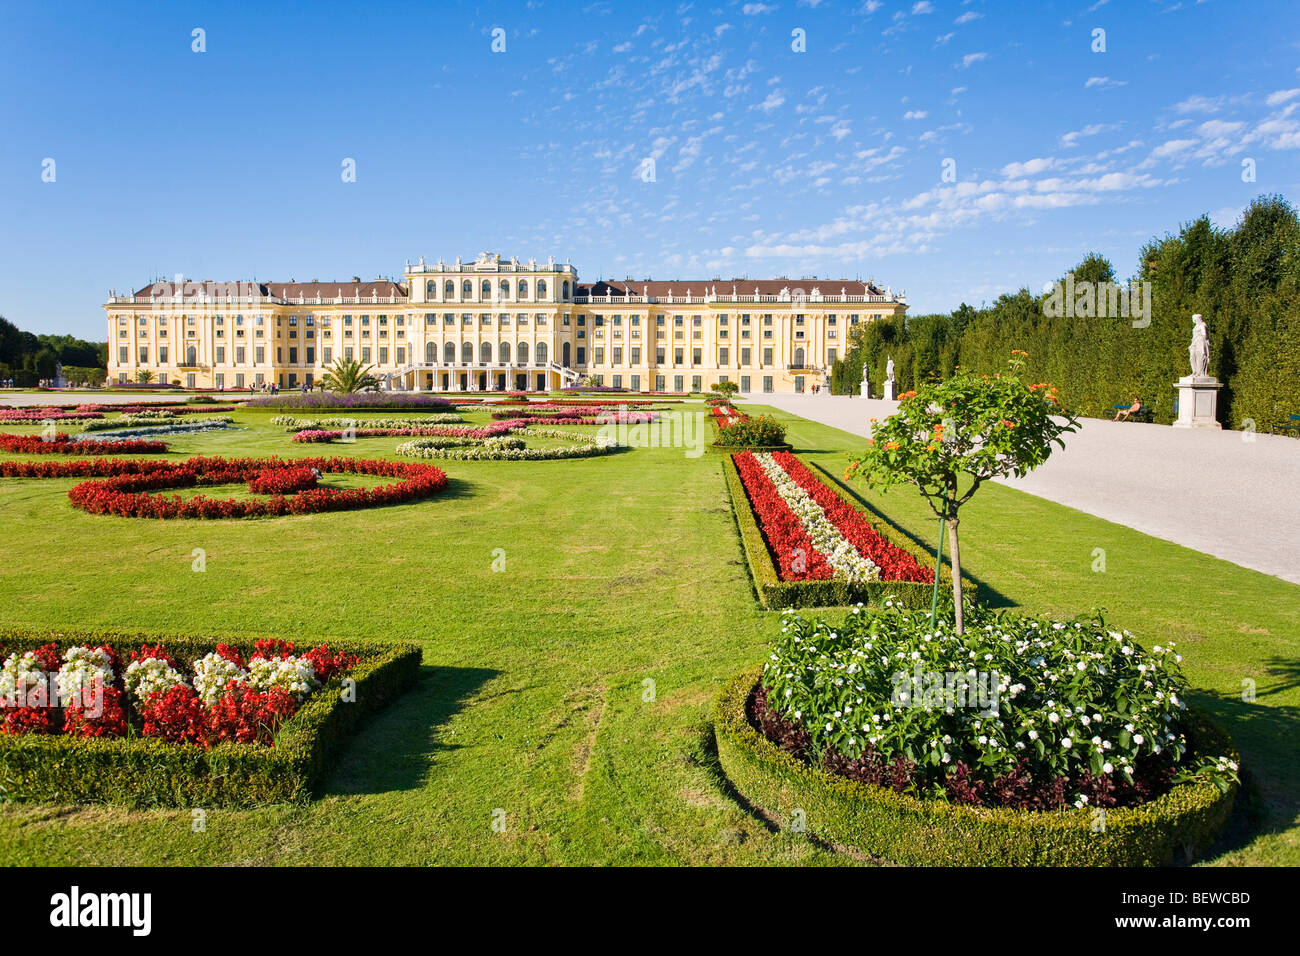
xmin=322 ymin=663 xmax=499 ymax=796
xmin=1184 ymin=687 xmax=1300 ymax=864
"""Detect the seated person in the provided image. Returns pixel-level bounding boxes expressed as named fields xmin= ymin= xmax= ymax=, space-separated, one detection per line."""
xmin=1114 ymin=397 xmax=1143 ymax=421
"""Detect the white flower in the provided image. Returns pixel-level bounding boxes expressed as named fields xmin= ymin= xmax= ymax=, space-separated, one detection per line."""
xmin=247 ymin=655 xmax=320 ymax=700
xmin=124 ymin=655 xmax=189 ymax=704
xmin=1061 ymin=737 xmax=1073 ymax=749
xmin=192 ymin=652 xmax=250 ymax=704
xmin=56 ymin=646 xmax=115 ymax=704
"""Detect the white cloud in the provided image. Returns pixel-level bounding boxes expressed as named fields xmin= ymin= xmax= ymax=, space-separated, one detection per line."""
xmin=1085 ymin=76 xmax=1127 ymax=90
xmin=753 ymin=90 xmax=786 ymax=112
xmin=742 ymin=2 xmax=776 ymax=13
xmin=904 ymin=110 xmax=928 ymax=120
xmin=1001 ymin=157 xmax=1056 ymax=177
xmin=1266 ymin=88 xmax=1300 ymax=106
xmin=1173 ymin=94 xmax=1223 ymax=113
xmin=1059 ymin=123 xmax=1119 ymax=147
xmin=958 ymin=52 xmax=987 ymax=68
xmin=912 ymin=1 xmax=934 ymax=13
xmin=955 ymin=11 xmax=982 ymax=23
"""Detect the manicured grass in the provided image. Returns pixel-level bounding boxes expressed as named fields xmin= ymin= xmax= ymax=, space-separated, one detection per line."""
xmin=0 ymin=402 xmax=1294 ymax=865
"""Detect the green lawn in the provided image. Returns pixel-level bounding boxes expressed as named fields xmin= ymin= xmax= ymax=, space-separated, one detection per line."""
xmin=0 ymin=401 xmax=1294 ymax=865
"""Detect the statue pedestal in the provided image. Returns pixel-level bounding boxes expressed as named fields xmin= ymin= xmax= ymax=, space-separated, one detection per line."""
xmin=883 ymin=380 xmax=899 ymax=401
xmin=1172 ymin=375 xmax=1222 ymax=429
xmin=859 ymin=382 xmax=871 ymax=398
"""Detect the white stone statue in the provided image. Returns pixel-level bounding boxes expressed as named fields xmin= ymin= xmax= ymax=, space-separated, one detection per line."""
xmin=1188 ymin=313 xmax=1210 ymax=377
xmin=861 ymin=362 xmax=869 ymax=383
xmin=885 ymin=356 xmax=896 ymax=382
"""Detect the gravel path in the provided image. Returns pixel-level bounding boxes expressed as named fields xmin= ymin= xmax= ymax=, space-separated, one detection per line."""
xmin=744 ymin=393 xmax=1300 ymax=585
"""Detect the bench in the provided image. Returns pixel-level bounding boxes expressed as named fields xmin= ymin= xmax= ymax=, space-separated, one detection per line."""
xmin=1113 ymin=403 xmax=1153 ymax=423
xmin=1280 ymin=414 xmax=1300 ymax=433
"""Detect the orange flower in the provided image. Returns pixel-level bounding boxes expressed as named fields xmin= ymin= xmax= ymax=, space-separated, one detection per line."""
xmin=899 ymin=390 xmax=918 ymax=400
xmin=884 ymin=441 xmax=900 ymax=450
xmin=1002 ymin=419 xmax=1016 ymax=428
xmin=926 ymin=441 xmax=940 ymax=452
xmin=1011 ymin=349 xmax=1028 ymax=357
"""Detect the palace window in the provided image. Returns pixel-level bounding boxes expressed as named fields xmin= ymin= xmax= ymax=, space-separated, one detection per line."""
xmin=445 ymin=280 xmax=455 ymax=299
xmin=538 ymin=280 xmax=547 ymax=297
xmin=517 ymin=280 xmax=528 ymax=299
xmin=462 ymin=280 xmax=472 ymax=298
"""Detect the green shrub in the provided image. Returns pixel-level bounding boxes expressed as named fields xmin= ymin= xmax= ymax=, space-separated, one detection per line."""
xmin=715 ymin=667 xmax=1238 ymax=865
xmin=714 ymin=414 xmax=788 ymax=449
xmin=0 ymin=627 xmax=420 ymax=807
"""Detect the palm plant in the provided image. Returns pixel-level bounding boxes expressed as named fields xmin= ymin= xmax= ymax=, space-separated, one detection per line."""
xmin=135 ymin=369 xmax=155 ymax=384
xmin=321 ymin=357 xmax=380 ymax=394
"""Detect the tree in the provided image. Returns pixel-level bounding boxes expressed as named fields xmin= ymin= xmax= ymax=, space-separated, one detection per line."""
xmin=321 ymin=357 xmax=379 ymax=394
xmin=847 ymin=353 xmax=1078 ymax=633
xmin=136 ymin=369 xmax=155 ymax=384
xmin=711 ymin=380 xmax=740 ymax=398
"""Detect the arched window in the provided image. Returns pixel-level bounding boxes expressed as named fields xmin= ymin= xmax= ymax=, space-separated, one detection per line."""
xmin=186 ymin=345 xmax=197 ymax=366
xmin=426 ymin=281 xmax=434 ymax=297
xmin=538 ymin=280 xmax=547 ymax=298
xmin=481 ymin=279 xmax=492 ymax=298
xmin=426 ymin=342 xmax=436 ymax=363
xmin=562 ymin=341 xmax=571 ymax=367
xmin=517 ymin=342 xmax=529 ymax=366
xmin=518 ymin=280 xmax=528 ymax=299
xmin=499 ymin=279 xmax=510 ymax=299
xmin=499 ymin=342 xmax=511 ymax=365
xmin=562 ymin=281 xmax=570 ymax=300
xmin=445 ymin=280 xmax=455 ymax=299
xmin=461 ymin=342 xmax=473 ymax=364
xmin=480 ymin=342 xmax=491 ymax=364
xmin=444 ymin=342 xmax=455 ymax=363
xmin=462 ymin=280 xmax=472 ymax=298
xmin=794 ymin=347 xmax=805 ymax=367
xmin=536 ymin=342 xmax=548 ymax=365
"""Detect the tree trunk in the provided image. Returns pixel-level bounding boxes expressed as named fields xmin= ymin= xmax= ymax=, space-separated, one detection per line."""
xmin=947 ymin=514 xmax=964 ymax=634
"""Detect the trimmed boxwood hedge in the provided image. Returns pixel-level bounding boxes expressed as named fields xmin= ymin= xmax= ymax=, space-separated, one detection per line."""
xmin=715 ymin=667 xmax=1238 ymax=866
xmin=0 ymin=627 xmax=420 ymax=807
xmin=708 ymin=441 xmax=793 ymax=454
xmin=721 ymin=452 xmax=969 ymax=609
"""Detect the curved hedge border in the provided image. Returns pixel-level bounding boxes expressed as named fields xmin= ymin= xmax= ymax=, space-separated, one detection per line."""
xmin=715 ymin=667 xmax=1238 ymax=866
xmin=0 ymin=627 xmax=420 ymax=807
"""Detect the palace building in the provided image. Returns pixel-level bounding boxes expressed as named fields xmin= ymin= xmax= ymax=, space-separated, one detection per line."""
xmin=104 ymin=252 xmax=907 ymax=393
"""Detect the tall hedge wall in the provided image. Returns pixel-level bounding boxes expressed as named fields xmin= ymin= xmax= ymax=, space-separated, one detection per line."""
xmin=832 ymin=195 xmax=1300 ymax=432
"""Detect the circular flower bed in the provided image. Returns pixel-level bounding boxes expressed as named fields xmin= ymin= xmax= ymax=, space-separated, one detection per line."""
xmin=0 ymin=433 xmax=167 ymax=455
xmin=247 ymin=465 xmax=318 ymax=495
xmin=0 ymin=455 xmax=448 ymax=518
xmin=714 ymin=601 xmax=1240 ymax=865
xmin=395 ymin=427 xmax=616 ymax=461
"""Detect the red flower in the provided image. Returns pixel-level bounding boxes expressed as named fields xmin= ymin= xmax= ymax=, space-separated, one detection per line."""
xmin=63 ymin=685 xmax=127 ymax=738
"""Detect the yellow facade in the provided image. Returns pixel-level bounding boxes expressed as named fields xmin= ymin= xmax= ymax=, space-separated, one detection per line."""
xmin=104 ymin=252 xmax=907 ymax=393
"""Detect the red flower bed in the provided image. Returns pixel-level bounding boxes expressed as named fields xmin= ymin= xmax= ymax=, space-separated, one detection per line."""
xmin=733 ymin=451 xmax=934 ymax=583
xmin=734 ymin=451 xmax=835 ymax=581
xmin=0 ymin=454 xmax=449 ymax=519
xmin=247 ymin=466 xmax=318 ymax=495
xmin=769 ymin=452 xmax=933 ymax=582
xmin=292 ymin=422 xmax=526 ymax=443
xmin=0 ymin=433 xmax=167 ymax=455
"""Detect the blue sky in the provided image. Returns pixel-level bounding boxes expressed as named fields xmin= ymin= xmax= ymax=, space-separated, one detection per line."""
xmin=2 ymin=0 xmax=1297 ymax=339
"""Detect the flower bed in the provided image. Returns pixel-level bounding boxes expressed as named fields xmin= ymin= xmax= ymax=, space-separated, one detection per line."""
xmin=0 ymin=454 xmax=448 ymax=518
xmin=268 ymin=414 xmax=464 ymax=430
xmin=715 ymin=665 xmax=1238 ymax=866
xmin=247 ymin=466 xmax=318 ymax=495
xmin=714 ymin=601 xmax=1240 ymax=864
xmin=73 ymin=418 xmax=234 ymax=440
xmin=0 ymin=628 xmax=419 ymax=806
xmin=0 ymin=433 xmax=168 ymax=455
xmin=290 ymin=421 xmax=525 ymax=443
xmin=245 ymin=393 xmax=454 ymax=410
xmin=725 ymin=451 xmax=934 ymax=607
xmin=0 ymin=410 xmax=104 ymax=424
xmin=396 ymin=427 xmax=617 ymax=461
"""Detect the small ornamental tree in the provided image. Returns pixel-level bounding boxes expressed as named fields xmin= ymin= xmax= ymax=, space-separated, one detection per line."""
xmin=711 ymin=380 xmax=740 ymax=398
xmin=847 ymin=353 xmax=1078 ymax=633
xmin=321 ymin=357 xmax=379 ymax=394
